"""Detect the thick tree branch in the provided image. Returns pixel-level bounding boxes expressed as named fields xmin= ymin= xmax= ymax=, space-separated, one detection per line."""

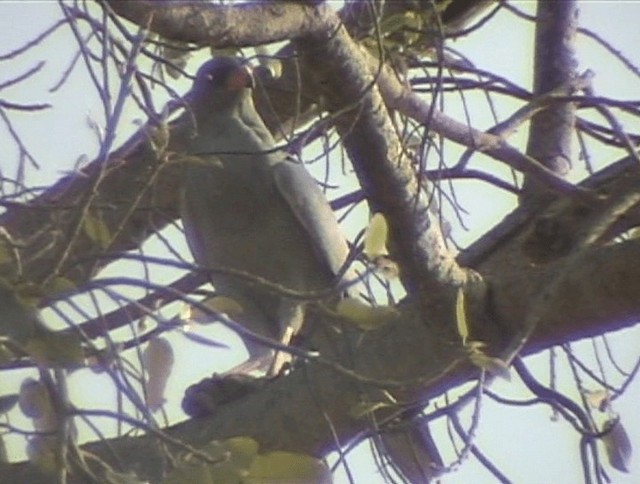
xmin=381 ymin=70 xmax=592 ymax=200
xmin=103 ymin=1 xmax=329 ymax=48
xmin=460 ymin=154 xmax=640 ymax=268
xmin=521 ymin=0 xmax=579 ymax=202
xmin=0 ymin=129 xmax=182 ymax=285
xmin=292 ymin=20 xmax=465 ymax=297
xmin=3 ymin=233 xmax=640 ymax=482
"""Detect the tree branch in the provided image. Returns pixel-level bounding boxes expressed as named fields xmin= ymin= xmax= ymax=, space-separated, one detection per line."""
xmin=521 ymin=0 xmax=579 ymax=202
xmin=3 ymin=234 xmax=640 ymax=482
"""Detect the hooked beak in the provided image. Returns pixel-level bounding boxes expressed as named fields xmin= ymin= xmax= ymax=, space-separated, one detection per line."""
xmin=225 ymin=64 xmax=255 ymax=91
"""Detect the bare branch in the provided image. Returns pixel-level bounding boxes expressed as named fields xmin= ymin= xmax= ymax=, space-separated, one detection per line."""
xmin=521 ymin=1 xmax=580 ymax=202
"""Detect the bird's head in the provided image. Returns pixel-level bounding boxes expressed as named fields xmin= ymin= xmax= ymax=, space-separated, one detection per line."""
xmin=189 ymin=57 xmax=255 ymax=116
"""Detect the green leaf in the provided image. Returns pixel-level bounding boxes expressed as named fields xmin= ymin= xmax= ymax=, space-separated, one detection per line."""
xmin=0 ymin=435 xmax=7 ymax=463
xmin=159 ymin=41 xmax=192 ymax=80
xmin=468 ymin=344 xmax=511 ymax=381
xmin=164 ymin=459 xmax=214 ymax=484
xmin=603 ymin=418 xmax=632 ymax=473
xmin=0 ymin=343 xmax=15 ymax=365
xmin=143 ymin=337 xmax=175 ymax=411
xmin=350 ymin=400 xmax=392 ymax=419
xmin=0 ymin=227 xmax=19 ymax=278
xmin=18 ymin=378 xmax=51 ymax=419
xmin=26 ymin=436 xmax=58 ymax=474
xmin=13 ymin=281 xmax=42 ymax=309
xmin=455 ymin=288 xmax=469 ymax=345
xmin=148 ymin=120 xmax=170 ymax=155
xmin=209 ymin=46 xmax=243 ymax=58
xmin=204 ymin=295 xmax=245 ymax=319
xmin=25 ymin=330 xmax=84 ymax=369
xmin=373 ymin=256 xmax=399 ymax=280
xmin=101 ymin=469 xmax=147 ymax=484
xmin=584 ymin=389 xmax=610 ymax=411
xmin=175 ymin=153 xmax=223 ymax=169
xmin=248 ymin=451 xmax=332 ymax=484
xmin=83 ymin=212 xmax=111 ymax=249
xmin=350 ymin=390 xmax=396 ymax=419
xmin=336 ymin=298 xmax=398 ymax=331
xmin=0 ymin=236 xmax=13 ymax=266
xmin=0 ymin=280 xmax=38 ymax=343
xmin=164 ymin=437 xmax=259 ymax=484
xmin=380 ymin=11 xmax=420 ymax=36
xmin=0 ymin=394 xmax=19 ymax=415
xmin=209 ymin=437 xmax=259 ymax=483
xmin=42 ymin=277 xmax=76 ymax=298
xmin=364 ymin=212 xmax=389 ymax=259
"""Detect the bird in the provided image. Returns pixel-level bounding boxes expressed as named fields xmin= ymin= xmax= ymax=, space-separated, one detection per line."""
xmin=179 ymin=57 xmax=354 ymax=375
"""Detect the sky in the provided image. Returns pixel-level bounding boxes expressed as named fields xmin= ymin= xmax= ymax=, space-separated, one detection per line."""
xmin=0 ymin=2 xmax=639 ymax=483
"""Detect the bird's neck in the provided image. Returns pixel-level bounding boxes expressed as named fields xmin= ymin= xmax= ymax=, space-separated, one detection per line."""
xmin=188 ymin=114 xmax=267 ymax=157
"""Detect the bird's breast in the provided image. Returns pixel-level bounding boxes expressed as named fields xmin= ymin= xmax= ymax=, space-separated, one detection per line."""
xmin=181 ymin=158 xmax=333 ymax=293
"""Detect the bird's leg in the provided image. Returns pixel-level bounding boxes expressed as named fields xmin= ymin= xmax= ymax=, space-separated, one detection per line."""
xmin=268 ymin=302 xmax=305 ymax=376
xmin=224 ymin=352 xmax=274 ymax=376
xmin=216 ymin=296 xmax=278 ymax=376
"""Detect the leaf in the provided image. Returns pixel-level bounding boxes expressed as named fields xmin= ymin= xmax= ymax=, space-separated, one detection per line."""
xmin=248 ymin=451 xmax=332 ymax=484
xmin=148 ymin=120 xmax=170 ymax=155
xmin=350 ymin=389 xmax=396 ymax=419
xmin=209 ymin=46 xmax=243 ymax=58
xmin=0 ymin=233 xmax=14 ymax=267
xmin=374 ymin=256 xmax=399 ymax=280
xmin=143 ymin=337 xmax=175 ymax=411
xmin=181 ymin=296 xmax=245 ymax=327
xmin=336 ymin=298 xmax=398 ymax=330
xmin=13 ymin=281 xmax=42 ymax=309
xmin=254 ymin=61 xmax=282 ymax=82
xmin=163 ymin=455 xmax=214 ymax=484
xmin=380 ymin=11 xmax=420 ymax=36
xmin=0 ymin=343 xmax=15 ymax=365
xmin=0 ymin=436 xmax=7 ymax=463
xmin=603 ymin=418 xmax=632 ymax=473
xmin=83 ymin=212 xmax=111 ymax=250
xmin=0 ymin=394 xmax=19 ymax=414
xmin=159 ymin=40 xmax=192 ymax=79
xmin=25 ymin=330 xmax=84 ymax=369
xmin=164 ymin=437 xmax=259 ymax=484
xmin=350 ymin=400 xmax=392 ymax=419
xmin=380 ymin=422 xmax=442 ymax=482
xmin=210 ymin=437 xmax=259 ymax=482
xmin=101 ymin=469 xmax=148 ymax=484
xmin=584 ymin=389 xmax=610 ymax=411
xmin=18 ymin=378 xmax=50 ymax=419
xmin=19 ymin=378 xmax=57 ymax=432
xmin=42 ymin=277 xmax=76 ymax=298
xmin=468 ymin=346 xmax=511 ymax=381
xmin=175 ymin=153 xmax=223 ymax=169
xmin=627 ymin=226 xmax=640 ymax=239
xmin=455 ymin=288 xmax=469 ymax=345
xmin=0 ymin=281 xmax=37 ymax=343
xmin=86 ymin=343 xmax=124 ymax=373
xmin=163 ymin=55 xmax=189 ymax=80
xmin=364 ymin=213 xmax=389 ymax=259
xmin=205 ymin=296 xmax=245 ymax=319
xmin=26 ymin=436 xmax=57 ymax=474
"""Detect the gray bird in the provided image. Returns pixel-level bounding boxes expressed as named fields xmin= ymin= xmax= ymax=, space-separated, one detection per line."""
xmin=180 ymin=57 xmax=353 ymax=374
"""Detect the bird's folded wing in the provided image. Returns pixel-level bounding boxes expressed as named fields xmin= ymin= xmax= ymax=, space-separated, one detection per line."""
xmin=272 ymin=158 xmax=352 ymax=283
